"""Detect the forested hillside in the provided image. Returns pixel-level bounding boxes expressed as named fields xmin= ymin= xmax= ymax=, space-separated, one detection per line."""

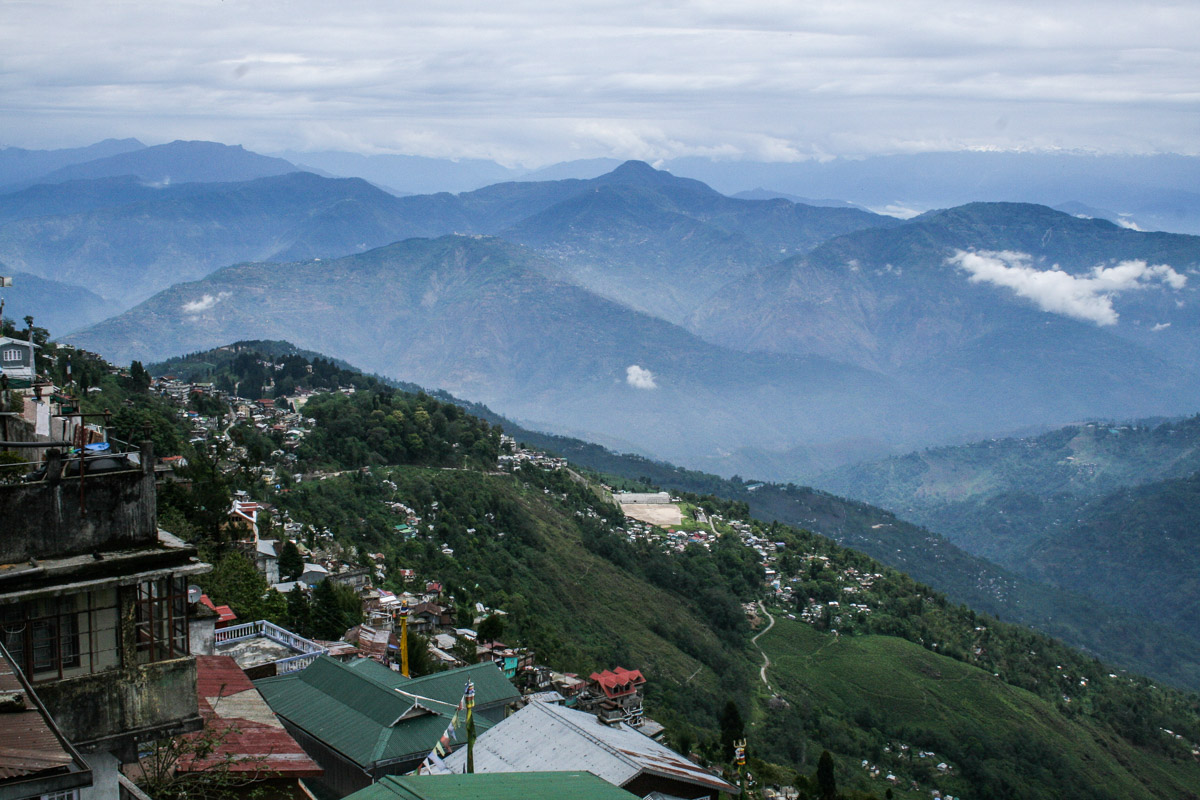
xmin=80 ymin=341 xmax=1200 ymax=797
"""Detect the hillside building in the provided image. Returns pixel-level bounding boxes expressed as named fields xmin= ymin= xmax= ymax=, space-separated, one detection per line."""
xmin=0 ymin=336 xmax=38 ymax=385
xmin=0 ymin=441 xmax=212 ymax=799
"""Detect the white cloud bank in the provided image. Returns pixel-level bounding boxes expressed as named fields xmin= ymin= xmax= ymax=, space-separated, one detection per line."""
xmin=181 ymin=292 xmax=230 ymax=315
xmin=626 ymin=365 xmax=658 ymax=390
xmin=949 ymin=250 xmax=1186 ymax=326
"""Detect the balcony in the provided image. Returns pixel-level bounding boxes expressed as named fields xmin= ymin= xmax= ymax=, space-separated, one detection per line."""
xmin=35 ymin=655 xmax=202 ymax=755
xmin=214 ymin=620 xmax=328 ymax=677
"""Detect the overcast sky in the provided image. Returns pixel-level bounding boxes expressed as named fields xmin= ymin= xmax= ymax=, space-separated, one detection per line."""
xmin=3 ymin=0 xmax=1198 ymax=165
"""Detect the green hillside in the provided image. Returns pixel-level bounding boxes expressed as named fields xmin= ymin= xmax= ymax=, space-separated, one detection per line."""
xmin=61 ymin=340 xmax=1200 ymax=797
xmin=760 ymin=619 xmax=1200 ymax=800
xmin=141 ymin=341 xmax=1200 ymax=692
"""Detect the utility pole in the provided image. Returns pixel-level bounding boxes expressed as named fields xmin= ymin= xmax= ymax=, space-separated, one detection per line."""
xmin=399 ymin=598 xmax=410 ymax=677
xmin=465 ymin=679 xmax=476 ymax=773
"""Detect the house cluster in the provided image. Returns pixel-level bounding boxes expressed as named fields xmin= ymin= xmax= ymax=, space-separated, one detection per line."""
xmin=497 ymin=434 xmax=568 ymax=471
xmin=0 ymin=418 xmax=735 ymax=800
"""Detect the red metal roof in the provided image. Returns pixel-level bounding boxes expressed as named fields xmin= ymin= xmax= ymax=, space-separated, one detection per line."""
xmin=199 ymin=594 xmax=238 ymax=624
xmin=589 ymin=668 xmax=646 ymax=699
xmin=181 ymin=656 xmax=322 ymax=777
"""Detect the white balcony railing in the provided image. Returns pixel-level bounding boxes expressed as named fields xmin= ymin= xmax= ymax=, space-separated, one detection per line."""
xmin=213 ymin=619 xmax=327 ymax=672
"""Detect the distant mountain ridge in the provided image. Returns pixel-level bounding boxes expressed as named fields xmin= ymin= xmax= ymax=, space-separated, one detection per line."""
xmin=816 ymin=414 xmax=1200 ymax=663
xmin=68 ymin=234 xmax=926 ymax=473
xmin=0 ymin=138 xmax=145 ymax=187
xmin=0 ymin=158 xmax=893 ymax=311
xmin=24 ymin=140 xmax=303 ymax=187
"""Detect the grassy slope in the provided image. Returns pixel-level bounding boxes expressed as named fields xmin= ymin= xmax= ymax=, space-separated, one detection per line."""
xmin=282 ymin=465 xmax=751 ymax=734
xmin=760 ymin=618 xmax=1200 ymax=800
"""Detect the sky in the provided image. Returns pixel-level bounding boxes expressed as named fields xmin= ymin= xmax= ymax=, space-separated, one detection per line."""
xmin=3 ymin=0 xmax=1199 ymax=166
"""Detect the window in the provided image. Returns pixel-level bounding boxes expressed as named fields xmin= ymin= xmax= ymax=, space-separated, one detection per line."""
xmin=40 ymin=790 xmax=79 ymax=800
xmin=134 ymin=576 xmax=189 ymax=663
xmin=1 ymin=348 xmax=21 ymax=363
xmin=1 ymin=596 xmax=82 ymax=680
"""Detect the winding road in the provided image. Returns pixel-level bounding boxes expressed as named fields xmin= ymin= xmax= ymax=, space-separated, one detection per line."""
xmin=752 ymin=600 xmax=776 ymax=693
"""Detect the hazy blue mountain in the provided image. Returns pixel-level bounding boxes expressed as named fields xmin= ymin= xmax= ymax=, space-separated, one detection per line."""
xmin=0 ymin=270 xmax=110 ymax=335
xmin=275 ymin=150 xmax=520 ymax=195
xmin=513 ymin=157 xmax=624 ymax=182
xmin=816 ymin=415 xmax=1200 ymax=560
xmin=732 ymin=187 xmax=866 ymax=209
xmin=1024 ymin=472 xmax=1200 ymax=640
xmin=688 ymin=202 xmax=1200 ymax=454
xmin=0 ymin=175 xmax=222 ymax=223
xmin=0 ymin=172 xmax=443 ymax=304
xmin=0 ymin=138 xmax=145 ymax=187
xmin=0 ymin=159 xmax=896 ymax=315
xmin=661 ymin=152 xmax=1200 ymax=234
xmin=815 ymin=416 xmax=1200 ymax=650
xmin=67 ymin=235 xmax=954 ymax=473
xmin=502 ymin=161 xmax=898 ymax=321
xmin=27 ymin=140 xmax=303 ymax=187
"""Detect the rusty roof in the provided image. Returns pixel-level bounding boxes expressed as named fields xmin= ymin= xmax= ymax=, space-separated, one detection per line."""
xmin=0 ymin=644 xmax=91 ymax=792
xmin=179 ymin=655 xmax=322 ymax=778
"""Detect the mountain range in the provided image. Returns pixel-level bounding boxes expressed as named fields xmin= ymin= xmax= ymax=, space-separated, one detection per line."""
xmin=818 ymin=415 xmax=1200 ymax=652
xmin=0 ymin=140 xmax=1196 ymax=480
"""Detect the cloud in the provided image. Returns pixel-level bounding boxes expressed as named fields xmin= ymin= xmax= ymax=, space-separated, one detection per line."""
xmin=1152 ymin=322 xmax=1171 ymax=331
xmin=5 ymin=1 xmax=1200 ymax=163
xmin=626 ymin=365 xmax=658 ymax=390
xmin=181 ymin=292 xmax=230 ymax=315
xmin=949 ymin=250 xmax=1187 ymax=325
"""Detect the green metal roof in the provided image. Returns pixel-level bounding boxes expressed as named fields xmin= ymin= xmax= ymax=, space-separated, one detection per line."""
xmin=344 ymin=771 xmax=640 ymax=800
xmin=254 ymin=656 xmax=498 ymax=767
xmin=343 ymin=658 xmax=522 ymax=710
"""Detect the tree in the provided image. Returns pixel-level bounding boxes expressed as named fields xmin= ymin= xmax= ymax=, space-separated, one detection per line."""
xmin=309 ymin=579 xmax=362 ymax=640
xmin=817 ymin=750 xmax=837 ymax=800
xmin=278 ymin=539 xmax=304 ymax=581
xmin=136 ymin=712 xmax=269 ymax=800
xmin=477 ymin=613 xmax=505 ymax=644
xmin=719 ymin=700 xmax=745 ymax=760
xmin=128 ymin=360 xmax=152 ymax=392
xmin=285 ymin=585 xmax=312 ymax=636
xmin=200 ymin=552 xmax=271 ymax=621
xmin=404 ymin=626 xmax=440 ymax=677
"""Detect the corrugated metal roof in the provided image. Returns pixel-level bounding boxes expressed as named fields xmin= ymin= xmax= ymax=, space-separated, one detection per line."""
xmin=442 ymin=703 xmax=736 ymax=796
xmin=0 ymin=644 xmax=91 ymax=791
xmin=182 ymin=656 xmax=322 ymax=777
xmin=254 ymin=656 xmax=497 ymax=768
xmin=345 ymin=771 xmax=640 ymax=800
xmin=344 ymin=658 xmax=522 ymax=710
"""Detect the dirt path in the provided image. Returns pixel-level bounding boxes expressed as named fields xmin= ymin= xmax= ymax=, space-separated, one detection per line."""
xmin=752 ymin=600 xmax=776 ymax=693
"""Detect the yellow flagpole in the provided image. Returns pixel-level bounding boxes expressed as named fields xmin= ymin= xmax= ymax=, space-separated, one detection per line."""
xmin=400 ymin=598 xmax=410 ymax=677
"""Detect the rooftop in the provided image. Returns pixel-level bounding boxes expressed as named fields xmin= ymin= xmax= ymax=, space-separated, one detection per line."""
xmin=344 ymin=771 xmax=640 ymax=800
xmin=0 ymin=643 xmax=92 ymax=797
xmin=180 ymin=655 xmax=322 ymax=778
xmin=254 ymin=656 xmax=502 ymax=768
xmin=441 ymin=701 xmax=736 ymax=796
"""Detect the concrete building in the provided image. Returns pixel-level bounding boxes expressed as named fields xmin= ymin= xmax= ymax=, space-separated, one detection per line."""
xmin=0 ymin=442 xmax=211 ymax=798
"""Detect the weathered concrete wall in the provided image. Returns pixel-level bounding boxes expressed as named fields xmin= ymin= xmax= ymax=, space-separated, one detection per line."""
xmin=38 ymin=656 xmax=201 ymax=753
xmin=0 ymin=451 xmax=157 ymax=562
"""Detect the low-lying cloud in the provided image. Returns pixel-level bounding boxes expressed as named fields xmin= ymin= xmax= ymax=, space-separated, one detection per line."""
xmin=181 ymin=292 xmax=230 ymax=315
xmin=949 ymin=250 xmax=1187 ymax=326
xmin=626 ymin=364 xmax=658 ymax=390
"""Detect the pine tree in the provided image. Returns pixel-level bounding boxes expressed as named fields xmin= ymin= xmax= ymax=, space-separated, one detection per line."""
xmin=278 ymin=539 xmax=304 ymax=581
xmin=719 ymin=700 xmax=745 ymax=760
xmin=817 ymin=750 xmax=837 ymax=800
